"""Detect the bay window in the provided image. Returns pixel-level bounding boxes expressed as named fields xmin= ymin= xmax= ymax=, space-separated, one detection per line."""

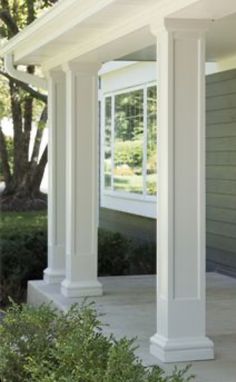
xmin=101 ymin=83 xmax=157 ymax=218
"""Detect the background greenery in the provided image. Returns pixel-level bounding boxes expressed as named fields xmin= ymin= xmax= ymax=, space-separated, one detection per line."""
xmin=0 ymin=211 xmax=47 ymax=305
xmin=0 ymin=211 xmax=155 ymax=306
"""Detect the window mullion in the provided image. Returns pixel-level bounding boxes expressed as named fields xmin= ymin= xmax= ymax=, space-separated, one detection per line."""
xmin=143 ymin=86 xmax=148 ymax=197
xmin=111 ymin=95 xmax=115 ymax=191
xmin=101 ymin=97 xmax=105 ymax=196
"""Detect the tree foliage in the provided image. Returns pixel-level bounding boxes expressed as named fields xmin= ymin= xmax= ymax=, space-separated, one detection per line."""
xmin=0 ymin=0 xmax=57 ymax=210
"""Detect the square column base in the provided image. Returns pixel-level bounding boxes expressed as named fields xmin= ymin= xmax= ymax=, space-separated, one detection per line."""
xmin=61 ymin=279 xmax=103 ymax=298
xmin=44 ymin=268 xmax=65 ymax=284
xmin=150 ymin=334 xmax=214 ymax=363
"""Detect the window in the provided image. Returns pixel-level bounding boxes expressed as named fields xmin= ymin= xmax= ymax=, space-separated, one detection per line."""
xmin=101 ymin=84 xmax=157 ymax=217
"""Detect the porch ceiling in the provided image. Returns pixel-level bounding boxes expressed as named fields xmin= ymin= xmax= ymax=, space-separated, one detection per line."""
xmin=119 ymin=12 xmax=236 ymax=62
xmin=0 ymin=0 xmax=172 ymax=69
xmin=0 ymin=0 xmax=236 ymax=70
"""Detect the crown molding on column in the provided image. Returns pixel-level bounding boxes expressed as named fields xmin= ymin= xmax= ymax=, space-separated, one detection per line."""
xmin=150 ymin=17 xmax=212 ymax=38
xmin=44 ymin=68 xmax=65 ymax=81
xmin=62 ymin=61 xmax=102 ymax=75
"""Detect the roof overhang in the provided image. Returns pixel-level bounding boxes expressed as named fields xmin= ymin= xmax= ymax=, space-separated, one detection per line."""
xmin=1 ymin=0 xmax=236 ymax=71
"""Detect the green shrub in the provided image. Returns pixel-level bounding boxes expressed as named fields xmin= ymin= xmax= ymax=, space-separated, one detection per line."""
xmin=0 ymin=211 xmax=47 ymax=306
xmin=0 ymin=212 xmax=155 ymax=305
xmin=98 ymin=229 xmax=131 ymax=276
xmin=98 ymin=229 xmax=156 ymax=276
xmin=129 ymin=241 xmax=156 ymax=275
xmin=0 ymin=302 xmax=195 ymax=382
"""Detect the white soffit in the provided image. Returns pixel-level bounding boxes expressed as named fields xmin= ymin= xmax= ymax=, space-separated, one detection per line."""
xmin=0 ymin=0 xmax=201 ymax=69
xmin=118 ymin=12 xmax=236 ymax=63
xmin=1 ymin=0 xmax=236 ymax=69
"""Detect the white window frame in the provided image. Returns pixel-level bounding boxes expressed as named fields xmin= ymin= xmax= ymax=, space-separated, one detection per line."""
xmin=100 ymin=82 xmax=157 ymax=219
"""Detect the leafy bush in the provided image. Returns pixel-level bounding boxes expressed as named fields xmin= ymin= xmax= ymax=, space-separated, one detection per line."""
xmin=0 ymin=302 xmax=195 ymax=382
xmin=98 ymin=229 xmax=156 ymax=276
xmin=0 ymin=211 xmax=47 ymax=306
xmin=98 ymin=229 xmax=131 ymax=276
xmin=0 ymin=212 xmax=155 ymax=305
xmin=129 ymin=241 xmax=156 ymax=275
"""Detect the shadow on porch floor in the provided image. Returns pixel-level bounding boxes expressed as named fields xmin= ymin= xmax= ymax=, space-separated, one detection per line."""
xmin=28 ymin=273 xmax=236 ymax=382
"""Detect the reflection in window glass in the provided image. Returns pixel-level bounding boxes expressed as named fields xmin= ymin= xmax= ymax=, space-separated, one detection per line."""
xmin=103 ymin=85 xmax=157 ymax=198
xmin=146 ymin=86 xmax=157 ymax=195
xmin=104 ymin=97 xmax=112 ymax=189
xmin=114 ymin=90 xmax=144 ymax=194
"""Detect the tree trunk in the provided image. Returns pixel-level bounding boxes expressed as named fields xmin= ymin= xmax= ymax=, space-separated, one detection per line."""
xmin=0 ymin=82 xmax=48 ymax=211
xmin=0 ymin=0 xmax=52 ymax=211
xmin=0 ymin=126 xmax=11 ymax=185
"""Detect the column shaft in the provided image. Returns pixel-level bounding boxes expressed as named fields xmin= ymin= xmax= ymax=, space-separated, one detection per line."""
xmin=44 ymin=71 xmax=66 ymax=284
xmin=61 ymin=63 xmax=102 ymax=298
xmin=150 ymin=19 xmax=214 ymax=363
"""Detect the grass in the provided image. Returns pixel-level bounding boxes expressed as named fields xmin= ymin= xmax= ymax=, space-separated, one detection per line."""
xmin=0 ymin=210 xmax=47 ymax=235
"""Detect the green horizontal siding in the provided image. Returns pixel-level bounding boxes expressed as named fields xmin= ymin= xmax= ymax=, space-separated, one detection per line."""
xmin=206 ymin=137 xmax=236 ymax=151
xmin=206 ymin=109 xmax=236 ymax=125
xmin=207 ymin=220 xmax=236 ymax=239
xmin=206 ymin=151 xmax=236 ymax=166
xmin=206 ymin=122 xmax=236 ymax=138
xmin=206 ymin=69 xmax=236 ymax=84
xmin=206 ymin=165 xmax=236 ymax=180
xmin=206 ymin=93 xmax=236 ymax=112
xmin=206 ymin=78 xmax=236 ymax=97
xmin=206 ymin=69 xmax=236 ymax=273
xmin=206 ymin=193 xmax=236 ymax=209
xmin=206 ymin=179 xmax=236 ymax=194
xmin=207 ymin=233 xmax=236 ymax=254
xmin=207 ymin=206 xmax=236 ymax=225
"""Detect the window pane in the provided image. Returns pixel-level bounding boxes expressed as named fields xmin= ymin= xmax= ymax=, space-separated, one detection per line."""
xmin=147 ymin=86 xmax=157 ymax=196
xmin=114 ymin=89 xmax=144 ymax=194
xmin=104 ymin=97 xmax=112 ymax=190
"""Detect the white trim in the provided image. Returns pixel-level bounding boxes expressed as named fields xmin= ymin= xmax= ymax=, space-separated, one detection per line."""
xmin=99 ymin=61 xmax=138 ymax=76
xmin=101 ymin=193 xmax=156 ymax=219
xmin=143 ymin=85 xmax=148 ymax=197
xmin=0 ymin=0 xmax=209 ymax=68
xmin=111 ymin=95 xmax=115 ymax=191
xmin=103 ymin=81 xmax=156 ymax=98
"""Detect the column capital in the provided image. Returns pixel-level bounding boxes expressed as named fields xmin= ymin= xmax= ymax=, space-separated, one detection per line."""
xmin=150 ymin=18 xmax=211 ymax=38
xmin=43 ymin=68 xmax=65 ymax=81
xmin=63 ymin=61 xmax=101 ymax=75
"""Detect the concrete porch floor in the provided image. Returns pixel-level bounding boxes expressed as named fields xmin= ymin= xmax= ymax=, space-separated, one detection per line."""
xmin=28 ymin=272 xmax=236 ymax=382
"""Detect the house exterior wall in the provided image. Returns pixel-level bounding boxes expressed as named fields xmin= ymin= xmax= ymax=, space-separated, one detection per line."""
xmin=99 ymin=207 xmax=156 ymax=244
xmin=100 ymin=65 xmax=236 ymax=275
xmin=206 ymin=69 xmax=236 ymax=277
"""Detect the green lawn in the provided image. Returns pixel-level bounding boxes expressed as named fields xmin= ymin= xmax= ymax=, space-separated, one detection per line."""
xmin=0 ymin=210 xmax=47 ymax=235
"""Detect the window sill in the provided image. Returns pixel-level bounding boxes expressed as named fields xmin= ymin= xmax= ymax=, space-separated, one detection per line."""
xmin=101 ymin=192 xmax=157 ymax=219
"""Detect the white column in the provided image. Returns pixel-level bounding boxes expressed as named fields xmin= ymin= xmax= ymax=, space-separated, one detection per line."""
xmin=61 ymin=62 xmax=103 ymax=298
xmin=44 ymin=70 xmax=66 ymax=284
xmin=150 ymin=19 xmax=214 ymax=363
